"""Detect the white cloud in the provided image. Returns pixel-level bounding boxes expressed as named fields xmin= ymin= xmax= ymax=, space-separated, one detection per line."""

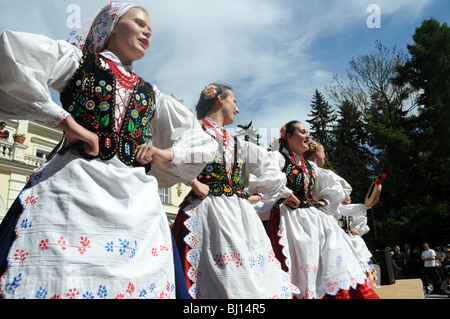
xmin=1 ymin=0 xmax=439 ymax=147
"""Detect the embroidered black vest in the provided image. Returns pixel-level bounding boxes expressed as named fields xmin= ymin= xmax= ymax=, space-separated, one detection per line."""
xmin=59 ymin=53 xmax=156 ymax=166
xmin=339 ymin=216 xmax=352 ymax=234
xmin=273 ymin=151 xmax=322 ymax=209
xmin=192 ymin=135 xmax=249 ymax=199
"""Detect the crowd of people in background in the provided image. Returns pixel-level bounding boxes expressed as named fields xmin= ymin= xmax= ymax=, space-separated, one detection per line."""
xmin=385 ymin=243 xmax=450 ymax=295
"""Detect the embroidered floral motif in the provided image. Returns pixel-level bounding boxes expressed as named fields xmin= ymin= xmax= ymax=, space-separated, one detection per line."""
xmin=213 ymin=252 xmax=244 ymax=268
xmin=60 ymin=53 xmax=156 ymax=166
xmin=181 ymin=190 xmax=294 ymax=299
xmin=151 ymin=245 xmax=170 ymax=257
xmin=187 ymin=263 xmax=200 ymax=282
xmin=66 ymin=288 xmax=81 ymax=299
xmin=70 ymin=76 xmax=113 ymax=129
xmin=327 ymin=281 xmax=339 ymax=294
xmin=138 ymin=281 xmax=175 ymax=299
xmin=105 ymin=238 xmax=138 ymax=258
xmin=36 ymin=287 xmax=48 ymax=299
xmin=299 ymin=264 xmax=318 ymax=274
xmin=184 ymin=232 xmax=200 ymax=248
xmin=39 ymin=236 xmax=91 ymax=255
xmin=249 ymin=254 xmax=265 ymax=269
xmin=272 ymin=152 xmax=321 ymax=210
xmin=194 ymin=135 xmax=248 ymax=199
xmin=20 ymin=218 xmax=33 ymax=229
xmin=331 ymin=255 xmax=344 ymax=265
xmin=268 ymin=250 xmax=276 ymax=263
xmin=30 ymin=281 xmax=175 ymax=299
xmin=44 ymin=110 xmax=71 ymax=128
xmin=160 ymin=281 xmax=175 ymax=299
xmin=97 ymin=285 xmax=108 ymax=298
xmin=5 ymin=273 xmax=22 ymax=295
xmin=128 ymin=91 xmax=155 ymax=139
xmin=22 ymin=195 xmax=38 ymax=209
xmin=14 ymin=249 xmax=29 ymax=267
xmin=184 ymin=216 xmax=199 ymax=232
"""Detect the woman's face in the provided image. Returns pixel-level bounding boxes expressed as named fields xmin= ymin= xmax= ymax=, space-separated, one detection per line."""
xmin=219 ymin=90 xmax=239 ymax=126
xmin=342 ymin=196 xmax=352 ymax=205
xmin=286 ymin=122 xmax=310 ymax=155
xmin=107 ymin=8 xmax=152 ymax=65
xmin=316 ymin=145 xmax=326 ymax=166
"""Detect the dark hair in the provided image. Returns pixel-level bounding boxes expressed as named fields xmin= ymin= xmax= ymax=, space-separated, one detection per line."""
xmin=279 ymin=120 xmax=301 ymax=152
xmin=195 ymin=83 xmax=233 ymax=119
xmin=303 ymin=140 xmax=322 ymax=160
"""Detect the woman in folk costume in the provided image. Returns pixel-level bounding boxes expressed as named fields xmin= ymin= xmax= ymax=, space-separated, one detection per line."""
xmin=0 ymin=2 xmax=217 ymax=299
xmin=265 ymin=121 xmax=379 ymax=299
xmin=171 ymin=83 xmax=299 ymax=299
xmin=303 ymin=140 xmax=378 ymax=288
xmin=338 ymin=196 xmax=378 ymax=287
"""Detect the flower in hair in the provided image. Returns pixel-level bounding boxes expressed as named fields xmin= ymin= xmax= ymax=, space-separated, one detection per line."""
xmin=203 ymin=85 xmax=220 ymax=100
xmin=309 ymin=142 xmax=318 ymax=152
xmin=280 ymin=125 xmax=287 ymax=139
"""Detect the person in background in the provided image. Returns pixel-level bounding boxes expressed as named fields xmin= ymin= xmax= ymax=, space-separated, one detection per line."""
xmin=439 ymin=247 xmax=450 ymax=293
xmin=403 ymin=243 xmax=413 ymax=279
xmin=0 ymin=122 xmax=9 ymax=140
xmin=435 ymin=246 xmax=445 ymax=263
xmin=392 ymin=245 xmax=407 ymax=279
xmin=409 ymin=246 xmax=423 ymax=278
xmin=421 ymin=242 xmax=441 ymax=294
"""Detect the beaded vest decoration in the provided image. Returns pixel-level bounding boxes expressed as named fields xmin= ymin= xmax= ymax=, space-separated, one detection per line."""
xmin=193 ymin=129 xmax=249 ymax=199
xmin=339 ymin=216 xmax=352 ymax=234
xmin=273 ymin=151 xmax=322 ymax=209
xmin=60 ymin=53 xmax=155 ymax=166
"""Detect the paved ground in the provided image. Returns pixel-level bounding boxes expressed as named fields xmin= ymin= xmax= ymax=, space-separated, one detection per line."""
xmin=375 ymin=278 xmax=449 ymax=299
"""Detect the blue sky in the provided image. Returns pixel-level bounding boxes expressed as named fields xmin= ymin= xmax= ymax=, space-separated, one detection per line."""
xmin=1 ymin=0 xmax=449 ymax=147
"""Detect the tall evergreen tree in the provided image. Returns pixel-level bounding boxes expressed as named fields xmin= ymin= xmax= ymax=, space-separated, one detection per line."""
xmin=394 ymin=18 xmax=450 ymax=244
xmin=306 ymin=89 xmax=336 ymax=162
xmin=330 ymin=100 xmax=372 ymax=202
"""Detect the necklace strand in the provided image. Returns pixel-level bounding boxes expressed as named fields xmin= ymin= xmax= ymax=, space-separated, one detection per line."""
xmin=102 ymin=57 xmax=139 ymax=90
xmin=201 ymin=118 xmax=229 ymax=147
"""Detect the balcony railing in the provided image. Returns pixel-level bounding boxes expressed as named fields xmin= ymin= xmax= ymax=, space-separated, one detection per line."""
xmin=0 ymin=140 xmax=46 ymax=168
xmin=0 ymin=140 xmax=13 ymax=160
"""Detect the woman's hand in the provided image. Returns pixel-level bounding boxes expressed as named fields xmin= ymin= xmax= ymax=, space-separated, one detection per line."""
xmin=283 ymin=193 xmax=300 ymax=209
xmin=247 ymin=194 xmax=263 ymax=205
xmin=366 ymin=197 xmax=379 ymax=208
xmin=190 ymin=179 xmax=210 ymax=200
xmin=135 ymin=145 xmax=173 ymax=165
xmin=60 ymin=117 xmax=99 ymax=156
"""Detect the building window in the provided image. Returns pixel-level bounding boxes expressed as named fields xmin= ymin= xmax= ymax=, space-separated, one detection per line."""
xmin=158 ymin=188 xmax=171 ymax=204
xmin=36 ymin=151 xmax=49 ymax=160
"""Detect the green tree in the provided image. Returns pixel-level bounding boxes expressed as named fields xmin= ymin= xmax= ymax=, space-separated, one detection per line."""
xmin=330 ymin=100 xmax=372 ymax=202
xmin=327 ymin=41 xmax=421 ymax=247
xmin=327 ymin=41 xmax=414 ymax=122
xmin=306 ymin=89 xmax=336 ymax=165
xmin=394 ymin=18 xmax=450 ymax=245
